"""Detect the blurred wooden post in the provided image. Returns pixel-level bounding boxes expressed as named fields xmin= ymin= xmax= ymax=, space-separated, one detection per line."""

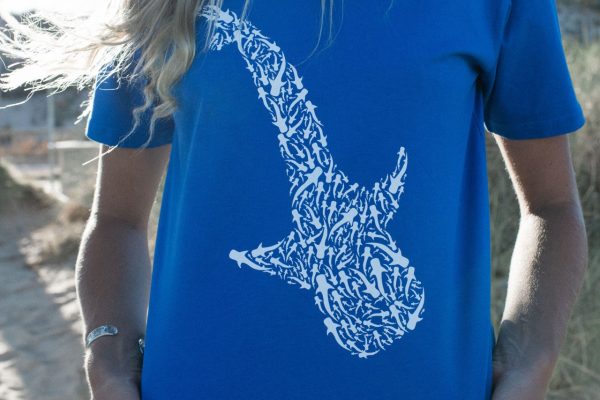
xmin=46 ymin=92 xmax=57 ymax=192
xmin=53 ymin=140 xmax=99 ymax=205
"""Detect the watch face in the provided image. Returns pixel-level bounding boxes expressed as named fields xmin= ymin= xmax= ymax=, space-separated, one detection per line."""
xmin=138 ymin=337 xmax=145 ymax=355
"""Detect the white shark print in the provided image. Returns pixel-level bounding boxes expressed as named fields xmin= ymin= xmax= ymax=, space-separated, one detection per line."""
xmin=201 ymin=6 xmax=426 ymax=358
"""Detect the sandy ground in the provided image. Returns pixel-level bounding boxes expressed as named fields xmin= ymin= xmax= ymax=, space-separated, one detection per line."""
xmin=0 ymin=205 xmax=89 ymax=400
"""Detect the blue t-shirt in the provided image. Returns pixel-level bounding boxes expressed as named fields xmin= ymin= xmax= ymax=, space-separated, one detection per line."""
xmin=85 ymin=1 xmax=585 ymax=399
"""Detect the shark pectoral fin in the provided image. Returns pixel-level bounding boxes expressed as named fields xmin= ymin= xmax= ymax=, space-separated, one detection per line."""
xmin=376 ymin=147 xmax=408 ymax=213
xmin=229 ymin=249 xmax=247 ymax=268
xmin=229 ymin=248 xmax=276 ymax=275
xmin=406 ymin=289 xmax=425 ymax=330
xmin=229 ymin=234 xmax=313 ymax=287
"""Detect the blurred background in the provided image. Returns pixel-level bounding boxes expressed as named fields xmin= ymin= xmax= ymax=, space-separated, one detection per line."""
xmin=0 ymin=0 xmax=598 ymax=399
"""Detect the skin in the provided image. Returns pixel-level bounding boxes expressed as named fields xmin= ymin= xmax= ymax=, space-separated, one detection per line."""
xmin=490 ymin=133 xmax=588 ymax=399
xmin=76 ymin=132 xmax=588 ymax=399
xmin=76 ymin=145 xmax=170 ymax=400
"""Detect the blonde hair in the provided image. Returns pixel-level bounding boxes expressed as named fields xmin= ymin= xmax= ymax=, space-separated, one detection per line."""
xmin=0 ymin=0 xmax=341 ymax=154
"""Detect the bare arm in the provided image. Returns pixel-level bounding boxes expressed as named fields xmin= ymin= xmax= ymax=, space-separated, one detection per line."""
xmin=75 ymin=144 xmax=170 ymax=399
xmin=490 ymin=134 xmax=588 ymax=399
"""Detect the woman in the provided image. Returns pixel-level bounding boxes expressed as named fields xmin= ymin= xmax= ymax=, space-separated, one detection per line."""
xmin=0 ymin=0 xmax=588 ymax=399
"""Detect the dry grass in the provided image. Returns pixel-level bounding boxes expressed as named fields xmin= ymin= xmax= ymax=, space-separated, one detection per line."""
xmin=488 ymin=39 xmax=600 ymax=399
xmin=0 ymin=161 xmax=52 ymax=212
xmin=19 ymin=203 xmax=89 ymax=268
xmin=0 ymin=162 xmax=89 ymax=269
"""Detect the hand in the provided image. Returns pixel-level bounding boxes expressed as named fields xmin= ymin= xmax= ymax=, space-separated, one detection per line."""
xmin=492 ymin=368 xmax=548 ymax=400
xmin=84 ymin=335 xmax=143 ymax=400
xmin=90 ymin=375 xmax=141 ymax=400
xmin=491 ymin=342 xmax=554 ymax=400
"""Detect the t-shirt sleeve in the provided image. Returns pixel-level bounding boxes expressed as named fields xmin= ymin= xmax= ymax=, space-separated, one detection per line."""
xmin=85 ymin=62 xmax=175 ymax=148
xmin=481 ymin=0 xmax=586 ymax=140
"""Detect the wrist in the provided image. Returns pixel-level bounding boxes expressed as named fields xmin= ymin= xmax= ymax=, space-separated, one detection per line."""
xmin=491 ymin=367 xmax=550 ymax=400
xmin=493 ymin=357 xmax=554 ymax=389
xmin=89 ymin=372 xmax=141 ymax=400
xmin=492 ymin=324 xmax=557 ymax=395
xmin=84 ymin=331 xmax=144 ymax=388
